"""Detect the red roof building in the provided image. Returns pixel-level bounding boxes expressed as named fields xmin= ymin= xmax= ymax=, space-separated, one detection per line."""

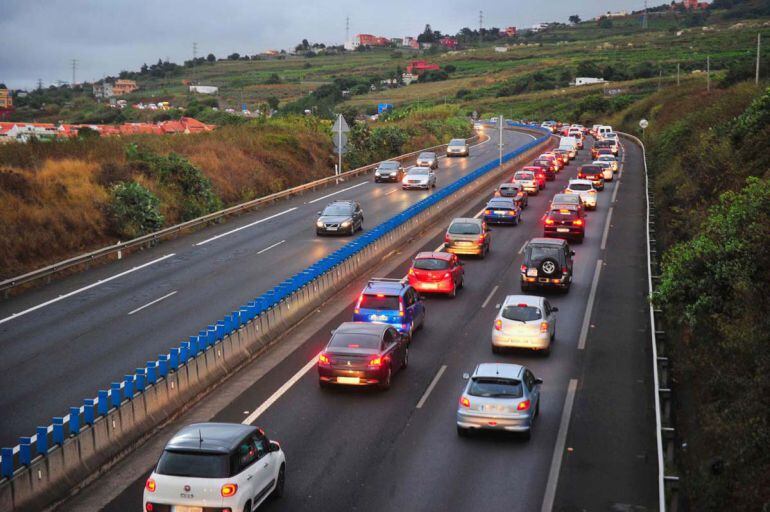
xmin=406 ymin=60 xmax=441 ymax=75
xmin=504 ymin=26 xmax=517 ymax=37
xmin=439 ymin=37 xmax=459 ymax=49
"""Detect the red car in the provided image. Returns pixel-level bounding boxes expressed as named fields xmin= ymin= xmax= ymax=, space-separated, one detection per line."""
xmin=408 ymin=252 xmax=464 ymax=297
xmin=577 ymin=165 xmax=606 ymax=191
xmin=522 ymin=165 xmax=547 ymax=189
xmin=544 ymin=207 xmax=586 ymax=243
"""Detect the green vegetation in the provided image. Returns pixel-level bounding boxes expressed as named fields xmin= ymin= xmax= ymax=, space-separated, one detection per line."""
xmin=108 ymin=181 xmax=164 ymax=238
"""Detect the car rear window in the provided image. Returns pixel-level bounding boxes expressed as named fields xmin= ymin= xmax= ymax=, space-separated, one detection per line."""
xmin=419 ymin=153 xmax=434 ymax=158
xmin=527 ymin=245 xmax=562 ymax=261
xmin=329 ymin=332 xmax=381 ymax=349
xmin=502 ymin=305 xmax=541 ymax=322
xmin=468 ymin=378 xmax=523 ymax=398
xmin=156 ymin=451 xmax=230 ymax=478
xmin=569 ymin=183 xmax=592 ymax=191
xmin=414 ymin=258 xmax=450 ymax=270
xmin=548 ymin=209 xmax=578 ymax=220
xmin=552 ymin=194 xmax=578 ymax=204
xmin=514 ymin=172 xmax=534 ymax=180
xmin=448 ymin=222 xmax=481 ymax=235
xmin=581 ymin=166 xmax=603 ymax=174
xmin=499 ymin=186 xmax=518 ymax=195
xmin=359 ymin=294 xmax=400 ymax=310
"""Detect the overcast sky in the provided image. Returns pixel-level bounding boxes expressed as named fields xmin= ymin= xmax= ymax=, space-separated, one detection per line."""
xmin=1 ymin=0 xmax=647 ymax=90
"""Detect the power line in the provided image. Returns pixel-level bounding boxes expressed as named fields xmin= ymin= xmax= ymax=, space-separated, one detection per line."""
xmin=71 ymin=59 xmax=78 ymax=87
xmin=479 ymin=10 xmax=483 ymax=46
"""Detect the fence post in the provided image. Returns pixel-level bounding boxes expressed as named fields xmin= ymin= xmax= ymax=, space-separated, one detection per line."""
xmin=169 ymin=348 xmax=180 ymax=370
xmin=98 ymin=390 xmax=109 ymax=415
xmin=135 ymin=369 xmax=146 ymax=393
xmin=124 ymin=374 xmax=135 ymax=399
xmin=0 ymin=447 xmax=13 ymax=477
xmin=36 ymin=426 xmax=48 ymax=455
xmin=158 ymin=355 xmax=169 ymax=377
xmin=69 ymin=407 xmax=80 ymax=435
xmin=146 ymin=361 xmax=158 ymax=385
xmin=19 ymin=437 xmax=32 ymax=465
xmin=110 ymin=382 xmax=122 ymax=408
xmin=52 ymin=417 xmax=64 ymax=445
xmin=84 ymin=399 xmax=96 ymax=425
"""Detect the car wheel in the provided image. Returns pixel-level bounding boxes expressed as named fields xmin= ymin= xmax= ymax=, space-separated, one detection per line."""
xmin=448 ymin=285 xmax=456 ymax=298
xmin=492 ymin=345 xmax=501 ymax=354
xmin=378 ymin=366 xmax=392 ymax=391
xmin=243 ymin=501 xmax=252 ymax=512
xmin=521 ymin=429 xmax=532 ymax=441
xmin=458 ymin=276 xmax=464 ymax=289
xmin=542 ymin=345 xmax=551 ymax=357
xmin=319 ymin=380 xmax=331 ymax=389
xmin=457 ymin=425 xmax=469 ymax=437
xmin=402 ymin=348 xmax=409 ymax=369
xmin=272 ymin=464 xmax=285 ymax=499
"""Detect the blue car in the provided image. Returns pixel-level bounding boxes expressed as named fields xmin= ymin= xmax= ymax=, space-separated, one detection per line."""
xmin=483 ymin=197 xmax=521 ymax=225
xmin=352 ymin=278 xmax=426 ymax=340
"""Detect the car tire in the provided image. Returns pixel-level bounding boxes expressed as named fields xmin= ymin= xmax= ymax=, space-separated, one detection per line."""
xmin=457 ymin=426 xmax=469 ymax=437
xmin=272 ymin=464 xmax=285 ymax=499
xmin=319 ymin=380 xmax=331 ymax=389
xmin=448 ymin=285 xmax=456 ymax=298
xmin=402 ymin=348 xmax=409 ymax=369
xmin=521 ymin=429 xmax=532 ymax=441
xmin=244 ymin=501 xmax=252 ymax=512
xmin=492 ymin=345 xmax=501 ymax=354
xmin=378 ymin=366 xmax=392 ymax=391
xmin=458 ymin=276 xmax=464 ymax=289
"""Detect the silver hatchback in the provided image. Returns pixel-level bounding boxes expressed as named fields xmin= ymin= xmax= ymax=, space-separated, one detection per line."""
xmin=457 ymin=363 xmax=542 ymax=439
xmin=416 ymin=151 xmax=439 ymax=169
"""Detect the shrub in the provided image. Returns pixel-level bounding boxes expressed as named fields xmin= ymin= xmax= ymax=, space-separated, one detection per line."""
xmin=108 ymin=181 xmax=164 ymax=238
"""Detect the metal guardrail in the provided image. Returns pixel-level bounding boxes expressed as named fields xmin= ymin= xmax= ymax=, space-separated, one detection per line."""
xmin=619 ymin=131 xmax=678 ymax=512
xmin=0 ymin=134 xmax=482 ymax=294
xmin=0 ymin=124 xmax=551 ymax=486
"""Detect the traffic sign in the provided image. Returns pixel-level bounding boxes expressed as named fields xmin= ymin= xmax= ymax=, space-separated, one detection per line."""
xmin=333 ymin=133 xmax=349 ymax=154
xmin=332 ymin=114 xmax=350 ymax=133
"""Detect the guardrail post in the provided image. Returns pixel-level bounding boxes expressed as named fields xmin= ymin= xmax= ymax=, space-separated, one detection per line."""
xmin=124 ymin=375 xmax=135 ymax=399
xmin=97 ymin=390 xmax=109 ymax=415
xmin=36 ymin=426 xmax=48 ymax=455
xmin=69 ymin=407 xmax=80 ymax=435
xmin=146 ymin=361 xmax=157 ymax=385
xmin=180 ymin=342 xmax=190 ymax=363
xmin=158 ymin=355 xmax=169 ymax=377
xmin=19 ymin=437 xmax=32 ymax=465
xmin=52 ymin=417 xmax=64 ymax=445
xmin=135 ymin=369 xmax=146 ymax=393
xmin=0 ymin=447 xmax=12 ymax=477
xmin=215 ymin=322 xmax=225 ymax=342
xmin=84 ymin=399 xmax=96 ymax=425
xmin=110 ymin=383 xmax=122 ymax=408
xmin=169 ymin=348 xmax=180 ymax=370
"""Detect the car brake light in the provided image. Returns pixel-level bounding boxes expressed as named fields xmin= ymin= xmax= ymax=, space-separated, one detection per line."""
xmin=318 ymin=353 xmax=331 ymax=366
xmin=507 ymin=210 xmax=515 ymax=216
xmin=573 ymin=219 xmax=583 ymax=226
xmin=376 ymin=293 xmax=385 ymax=298
xmin=545 ymin=218 xmax=555 ymax=225
xmin=408 ymin=268 xmax=415 ymax=276
xmin=494 ymin=319 xmax=502 ymax=331
xmin=368 ymin=356 xmax=383 ymax=367
xmin=517 ymin=400 xmax=531 ymax=411
xmin=562 ymin=267 xmax=568 ymax=274
xmin=145 ymin=478 xmax=156 ymax=492
xmin=145 ymin=503 xmax=154 ymax=512
xmin=221 ymin=483 xmax=238 ymax=497
xmin=399 ymin=299 xmax=405 ymax=317
xmin=444 ymin=233 xmax=451 ymax=243
xmin=460 ymin=396 xmax=470 ymax=407
xmin=540 ymin=322 xmax=548 ymax=333
xmin=354 ymin=294 xmax=363 ymax=314
xmin=520 ymin=265 xmax=527 ymax=273
xmin=485 ymin=209 xmax=492 ymax=215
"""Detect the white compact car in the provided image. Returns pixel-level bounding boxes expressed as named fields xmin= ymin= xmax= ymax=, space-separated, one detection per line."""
xmin=491 ymin=295 xmax=557 ymax=354
xmin=564 ymin=179 xmax=598 ymax=210
xmin=402 ymin=166 xmax=437 ymax=190
xmin=596 ymin=154 xmax=619 ymax=172
xmin=144 ymin=423 xmax=286 ymax=512
xmin=513 ymin=170 xmax=539 ymax=195
xmin=592 ymin=160 xmax=615 ymax=181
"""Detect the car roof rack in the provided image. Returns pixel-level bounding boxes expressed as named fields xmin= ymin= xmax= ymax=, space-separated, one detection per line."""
xmin=367 ymin=277 xmax=407 ymax=287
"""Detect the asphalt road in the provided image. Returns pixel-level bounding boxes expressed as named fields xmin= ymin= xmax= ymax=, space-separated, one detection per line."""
xmin=79 ymin=136 xmax=657 ymax=512
xmin=0 ymin=128 xmax=534 ymax=448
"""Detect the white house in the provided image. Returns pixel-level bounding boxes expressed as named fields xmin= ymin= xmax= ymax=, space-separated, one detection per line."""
xmin=573 ymin=77 xmax=608 ymax=86
xmin=189 ymin=85 xmax=219 ymax=94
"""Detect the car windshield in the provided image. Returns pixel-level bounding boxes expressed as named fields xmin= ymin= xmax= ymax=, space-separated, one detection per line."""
xmin=514 ymin=172 xmax=534 ymax=180
xmin=449 ymin=139 xmax=465 ymax=145
xmin=378 ymin=162 xmax=399 ymax=170
xmin=419 ymin=153 xmax=434 ymax=159
xmin=499 ymin=186 xmax=518 ymax=195
xmin=409 ymin=168 xmax=429 ymax=175
xmin=468 ymin=377 xmax=523 ymax=398
xmin=156 ymin=451 xmax=230 ymax=478
xmin=413 ymin=258 xmax=450 ymax=270
xmin=329 ymin=332 xmax=381 ymax=349
xmin=502 ymin=305 xmax=541 ymax=322
xmin=448 ymin=222 xmax=481 ymax=235
xmin=527 ymin=245 xmax=562 ymax=262
xmin=569 ymin=183 xmax=592 ymax=191
xmin=359 ymin=294 xmax=400 ymax=310
xmin=322 ymin=206 xmax=352 ymax=216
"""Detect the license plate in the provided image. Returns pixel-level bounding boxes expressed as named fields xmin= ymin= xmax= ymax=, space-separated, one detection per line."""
xmin=495 ymin=210 xmax=506 ymax=215
xmin=483 ymin=404 xmax=504 ymax=412
xmin=423 ymin=283 xmax=438 ymax=289
xmin=557 ymin=228 xmax=570 ymax=233
xmin=173 ymin=507 xmax=203 ymax=512
xmin=370 ymin=314 xmax=388 ymax=321
xmin=459 ymin=241 xmax=472 ymax=246
xmin=337 ymin=376 xmax=360 ymax=384
xmin=326 ymin=226 xmax=338 ymax=231
xmin=527 ymin=269 xmax=538 ymax=277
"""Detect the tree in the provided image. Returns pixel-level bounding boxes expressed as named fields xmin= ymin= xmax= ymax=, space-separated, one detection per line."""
xmin=266 ymin=96 xmax=279 ymax=111
xmin=264 ymin=73 xmax=282 ymax=84
xmin=417 ymin=24 xmax=436 ymax=43
xmin=108 ymin=181 xmax=164 ymax=238
xmin=576 ymin=60 xmax=602 ymax=77
xmin=227 ymin=53 xmax=240 ymax=60
xmin=206 ymin=53 xmax=216 ymax=62
xmin=569 ymin=15 xmax=582 ymax=24
xmin=598 ymin=17 xmax=613 ymax=28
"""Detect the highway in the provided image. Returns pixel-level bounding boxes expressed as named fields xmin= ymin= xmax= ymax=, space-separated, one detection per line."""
xmin=0 ymin=128 xmax=535 ymax=448
xmin=61 ymin=135 xmax=658 ymax=511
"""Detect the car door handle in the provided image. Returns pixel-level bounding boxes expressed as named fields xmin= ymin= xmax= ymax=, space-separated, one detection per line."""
xmin=247 ymin=475 xmax=254 ymax=480
xmin=264 ymin=462 xmax=270 ymax=468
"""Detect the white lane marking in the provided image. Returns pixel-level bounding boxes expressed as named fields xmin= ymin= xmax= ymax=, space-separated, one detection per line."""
xmin=128 ymin=290 xmax=178 ymax=316
xmin=521 ymin=133 xmax=537 ymax=140
xmin=578 ymin=259 xmax=603 ymax=350
xmin=541 ymin=378 xmax=579 ymax=512
xmin=518 ymin=241 xmax=528 ymax=254
xmin=196 ymin=208 xmax=298 ymax=246
xmin=0 ymin=253 xmax=176 ymax=326
xmin=257 ymin=240 xmax=286 ymax=255
xmin=307 ymin=181 xmax=368 ymax=204
xmin=385 ymin=189 xmax=398 ymax=196
xmin=481 ymin=285 xmax=499 ymax=309
xmin=416 ymin=364 xmax=447 ymax=409
xmin=600 ymin=207 xmax=614 ymax=251
xmin=611 ymin=180 xmax=621 ymax=203
xmin=473 ymin=206 xmax=486 ymax=219
xmin=242 ymin=355 xmax=318 ymax=425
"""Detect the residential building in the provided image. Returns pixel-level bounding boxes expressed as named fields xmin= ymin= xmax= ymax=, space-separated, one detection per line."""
xmin=189 ymin=85 xmax=219 ymax=94
xmin=681 ymin=0 xmax=710 ymax=8
xmin=406 ymin=60 xmax=440 ymax=75
xmin=439 ymin=37 xmax=458 ymax=49
xmin=402 ymin=37 xmax=419 ymax=49
xmin=390 ymin=37 xmax=403 ymax=46
xmin=0 ymin=87 xmax=12 ymax=109
xmin=112 ymin=79 xmax=138 ymax=96
xmin=495 ymin=46 xmax=509 ymax=53
xmin=92 ymin=82 xmax=114 ymax=99
xmin=504 ymin=26 xmax=517 ymax=37
xmin=574 ymin=77 xmax=608 ymax=86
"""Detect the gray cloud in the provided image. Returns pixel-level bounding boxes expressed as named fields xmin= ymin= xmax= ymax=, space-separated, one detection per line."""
xmin=0 ymin=0 xmax=646 ymax=89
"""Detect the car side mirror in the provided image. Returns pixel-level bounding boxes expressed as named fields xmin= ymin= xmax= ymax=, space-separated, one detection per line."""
xmin=552 ymin=307 xmax=559 ymax=312
xmin=535 ymin=378 xmax=543 ymax=385
xmin=268 ymin=441 xmax=281 ymax=453
xmin=330 ymin=329 xmax=337 ymax=335
xmin=462 ymin=372 xmax=470 ymax=380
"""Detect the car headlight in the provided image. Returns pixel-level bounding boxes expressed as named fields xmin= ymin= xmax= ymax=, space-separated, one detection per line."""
xmin=341 ymin=220 xmax=352 ymax=227
xmin=316 ymin=220 xmax=324 ymax=227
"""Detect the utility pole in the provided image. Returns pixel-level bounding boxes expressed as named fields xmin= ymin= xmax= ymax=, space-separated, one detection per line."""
xmin=642 ymin=0 xmax=648 ymax=29
xmin=707 ymin=55 xmax=710 ymax=92
xmin=677 ymin=62 xmax=680 ymax=86
xmin=345 ymin=16 xmax=350 ymax=45
xmin=658 ymin=67 xmax=662 ymax=91
xmin=70 ymin=59 xmax=77 ymax=87
xmin=479 ymin=10 xmax=483 ymax=46
xmin=192 ymin=42 xmax=198 ymax=84
xmin=498 ymin=115 xmax=504 ymax=168
xmin=757 ymin=33 xmax=761 ymax=85
xmin=37 ymin=78 xmax=43 ymax=90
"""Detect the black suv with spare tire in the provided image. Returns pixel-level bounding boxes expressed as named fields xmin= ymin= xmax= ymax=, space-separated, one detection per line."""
xmin=520 ymin=238 xmax=574 ymax=293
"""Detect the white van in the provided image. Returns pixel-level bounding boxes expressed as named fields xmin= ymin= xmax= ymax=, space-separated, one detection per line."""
xmin=597 ymin=125 xmax=613 ymax=140
xmin=559 ymin=136 xmax=578 ymax=158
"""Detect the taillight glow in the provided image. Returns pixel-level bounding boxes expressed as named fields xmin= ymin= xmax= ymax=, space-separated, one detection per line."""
xmin=517 ymin=400 xmax=531 ymax=411
xmin=221 ymin=483 xmax=238 ymax=497
xmin=545 ymin=218 xmax=555 ymax=225
xmin=445 ymin=233 xmax=451 ymax=243
xmin=368 ymin=356 xmax=383 ymax=367
xmin=354 ymin=294 xmax=363 ymax=314
xmin=145 ymin=503 xmax=154 ymax=512
xmin=145 ymin=478 xmax=156 ymax=493
xmin=399 ymin=299 xmax=405 ymax=317
xmin=540 ymin=322 xmax=548 ymax=333
xmin=408 ymin=268 xmax=415 ymax=276
xmin=460 ymin=396 xmax=470 ymax=407
xmin=494 ymin=319 xmax=502 ymax=331
xmin=318 ymin=353 xmax=330 ymax=366
xmin=573 ymin=219 xmax=584 ymax=226
xmin=520 ymin=265 xmax=527 ymax=273
xmin=485 ymin=209 xmax=492 ymax=215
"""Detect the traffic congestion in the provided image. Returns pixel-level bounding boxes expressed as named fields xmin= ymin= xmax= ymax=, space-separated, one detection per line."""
xmin=142 ymin=121 xmax=624 ymax=512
